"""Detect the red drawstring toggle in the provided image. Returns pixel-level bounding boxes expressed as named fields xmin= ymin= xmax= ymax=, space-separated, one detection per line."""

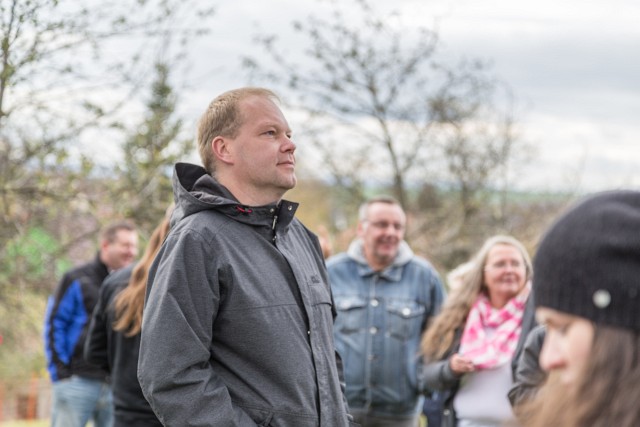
xmin=236 ymin=206 xmax=253 ymax=214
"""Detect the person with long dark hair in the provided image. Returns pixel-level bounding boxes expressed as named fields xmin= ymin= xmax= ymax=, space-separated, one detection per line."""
xmin=84 ymin=215 xmax=170 ymax=427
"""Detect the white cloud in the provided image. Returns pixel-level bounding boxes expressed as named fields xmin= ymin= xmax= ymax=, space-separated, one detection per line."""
xmin=407 ymin=0 xmax=640 ymax=192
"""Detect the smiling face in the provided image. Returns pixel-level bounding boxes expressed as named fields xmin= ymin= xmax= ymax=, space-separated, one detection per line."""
xmin=100 ymin=229 xmax=138 ymax=271
xmin=358 ymin=201 xmax=406 ymax=271
xmin=483 ymin=243 xmax=527 ymax=308
xmin=536 ymin=306 xmax=594 ymax=387
xmin=215 ymin=94 xmax=296 ymax=205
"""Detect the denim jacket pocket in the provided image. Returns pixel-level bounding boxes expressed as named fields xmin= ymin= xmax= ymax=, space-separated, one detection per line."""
xmin=335 ymin=296 xmax=368 ymax=333
xmin=386 ymin=299 xmax=426 ymax=340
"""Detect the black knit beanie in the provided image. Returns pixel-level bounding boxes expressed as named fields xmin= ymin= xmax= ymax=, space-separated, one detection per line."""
xmin=533 ymin=190 xmax=640 ymax=332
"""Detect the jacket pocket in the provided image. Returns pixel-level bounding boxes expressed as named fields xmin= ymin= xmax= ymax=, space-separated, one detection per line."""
xmin=386 ymin=299 xmax=425 ymax=340
xmin=309 ymin=279 xmax=333 ymax=306
xmin=240 ymin=405 xmax=274 ymax=426
xmin=335 ymin=296 xmax=368 ymax=333
xmin=258 ymin=413 xmax=273 ymax=427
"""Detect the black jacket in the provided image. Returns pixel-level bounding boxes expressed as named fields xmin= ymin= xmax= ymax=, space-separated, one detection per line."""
xmin=84 ymin=265 xmax=162 ymax=427
xmin=508 ymin=324 xmax=547 ymax=407
xmin=44 ymin=253 xmax=110 ymax=382
xmin=511 ymin=293 xmax=537 ymax=376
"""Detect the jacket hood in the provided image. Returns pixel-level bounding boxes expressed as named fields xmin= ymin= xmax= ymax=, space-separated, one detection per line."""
xmin=171 ymin=162 xmax=298 ymax=230
xmin=347 ymin=238 xmax=414 ymax=271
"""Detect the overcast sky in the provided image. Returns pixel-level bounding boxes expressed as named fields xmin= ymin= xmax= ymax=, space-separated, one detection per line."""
xmin=428 ymin=0 xmax=640 ymax=192
xmin=157 ymin=0 xmax=640 ymax=193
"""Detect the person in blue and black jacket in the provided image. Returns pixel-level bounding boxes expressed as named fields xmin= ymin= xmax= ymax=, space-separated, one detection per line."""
xmin=44 ymin=220 xmax=137 ymax=427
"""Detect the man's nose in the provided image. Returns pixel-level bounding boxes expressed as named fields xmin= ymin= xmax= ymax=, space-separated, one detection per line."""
xmin=282 ymin=135 xmax=296 ymax=152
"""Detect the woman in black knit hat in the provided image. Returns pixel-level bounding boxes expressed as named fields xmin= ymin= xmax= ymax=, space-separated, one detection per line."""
xmin=522 ymin=190 xmax=640 ymax=427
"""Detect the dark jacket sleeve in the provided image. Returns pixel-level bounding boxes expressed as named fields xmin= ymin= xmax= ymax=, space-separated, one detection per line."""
xmin=432 ymin=273 xmax=446 ymax=313
xmin=508 ymin=325 xmax=547 ymax=407
xmin=421 ymin=327 xmax=464 ymax=394
xmin=83 ymin=280 xmax=112 ymax=371
xmin=421 ymin=357 xmax=463 ymax=393
xmin=512 ymin=295 xmax=537 ymax=376
xmin=137 ymin=231 xmax=258 ymax=427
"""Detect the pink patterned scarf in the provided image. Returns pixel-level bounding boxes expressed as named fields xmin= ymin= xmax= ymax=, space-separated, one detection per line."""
xmin=459 ymin=284 xmax=531 ymax=370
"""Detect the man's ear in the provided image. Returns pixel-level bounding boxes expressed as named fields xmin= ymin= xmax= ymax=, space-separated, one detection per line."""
xmin=98 ymin=239 xmax=110 ymax=257
xmin=212 ymin=136 xmax=234 ymax=165
xmin=356 ymin=221 xmax=366 ymax=238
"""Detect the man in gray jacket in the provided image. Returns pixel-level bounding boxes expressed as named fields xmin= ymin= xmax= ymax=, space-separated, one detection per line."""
xmin=138 ymin=87 xmax=356 ymax=427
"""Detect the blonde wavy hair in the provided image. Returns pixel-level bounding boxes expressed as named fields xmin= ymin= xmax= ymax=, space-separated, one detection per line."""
xmin=112 ymin=214 xmax=171 ymax=336
xmin=420 ymin=235 xmax=532 ymax=360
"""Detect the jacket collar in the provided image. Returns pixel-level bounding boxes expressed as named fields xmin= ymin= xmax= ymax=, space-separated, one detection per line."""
xmin=346 ymin=238 xmax=414 ymax=281
xmin=171 ymin=162 xmax=298 ymax=231
xmin=94 ymin=252 xmax=110 ymax=276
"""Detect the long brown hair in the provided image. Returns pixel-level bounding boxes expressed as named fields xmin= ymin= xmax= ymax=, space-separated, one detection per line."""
xmin=420 ymin=235 xmax=532 ymax=360
xmin=112 ymin=215 xmax=171 ymax=336
xmin=519 ymin=325 xmax=640 ymax=427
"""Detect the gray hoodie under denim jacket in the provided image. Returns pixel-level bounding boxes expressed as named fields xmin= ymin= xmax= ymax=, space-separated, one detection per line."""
xmin=138 ymin=163 xmax=356 ymax=427
xmin=327 ymin=240 xmax=445 ymax=419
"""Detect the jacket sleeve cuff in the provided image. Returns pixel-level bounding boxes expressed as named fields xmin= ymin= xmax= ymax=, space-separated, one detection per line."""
xmin=441 ymin=360 xmax=463 ymax=382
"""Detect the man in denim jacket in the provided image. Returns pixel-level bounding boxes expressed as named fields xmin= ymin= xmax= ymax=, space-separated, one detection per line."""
xmin=327 ymin=196 xmax=445 ymax=427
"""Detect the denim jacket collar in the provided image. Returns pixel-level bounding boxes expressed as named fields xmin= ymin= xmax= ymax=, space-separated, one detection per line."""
xmin=347 ymin=239 xmax=414 ymax=281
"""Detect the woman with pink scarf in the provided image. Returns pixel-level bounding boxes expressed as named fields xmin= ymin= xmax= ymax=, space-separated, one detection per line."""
xmin=421 ymin=235 xmax=532 ymax=427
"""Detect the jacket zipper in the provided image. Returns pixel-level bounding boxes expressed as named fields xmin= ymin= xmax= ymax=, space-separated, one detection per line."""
xmin=271 ymin=213 xmax=278 ymax=243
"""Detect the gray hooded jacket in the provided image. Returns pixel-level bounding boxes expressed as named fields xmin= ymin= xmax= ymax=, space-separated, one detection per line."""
xmin=138 ymin=163 xmax=355 ymax=427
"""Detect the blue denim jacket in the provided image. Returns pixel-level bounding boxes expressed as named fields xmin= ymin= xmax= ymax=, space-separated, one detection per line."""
xmin=327 ymin=240 xmax=445 ymax=419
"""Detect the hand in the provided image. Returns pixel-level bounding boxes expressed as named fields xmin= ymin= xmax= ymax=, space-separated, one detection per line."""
xmin=449 ymin=353 xmax=475 ymax=375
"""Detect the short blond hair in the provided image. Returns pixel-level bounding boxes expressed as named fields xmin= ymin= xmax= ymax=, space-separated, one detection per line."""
xmin=197 ymin=87 xmax=279 ymax=175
